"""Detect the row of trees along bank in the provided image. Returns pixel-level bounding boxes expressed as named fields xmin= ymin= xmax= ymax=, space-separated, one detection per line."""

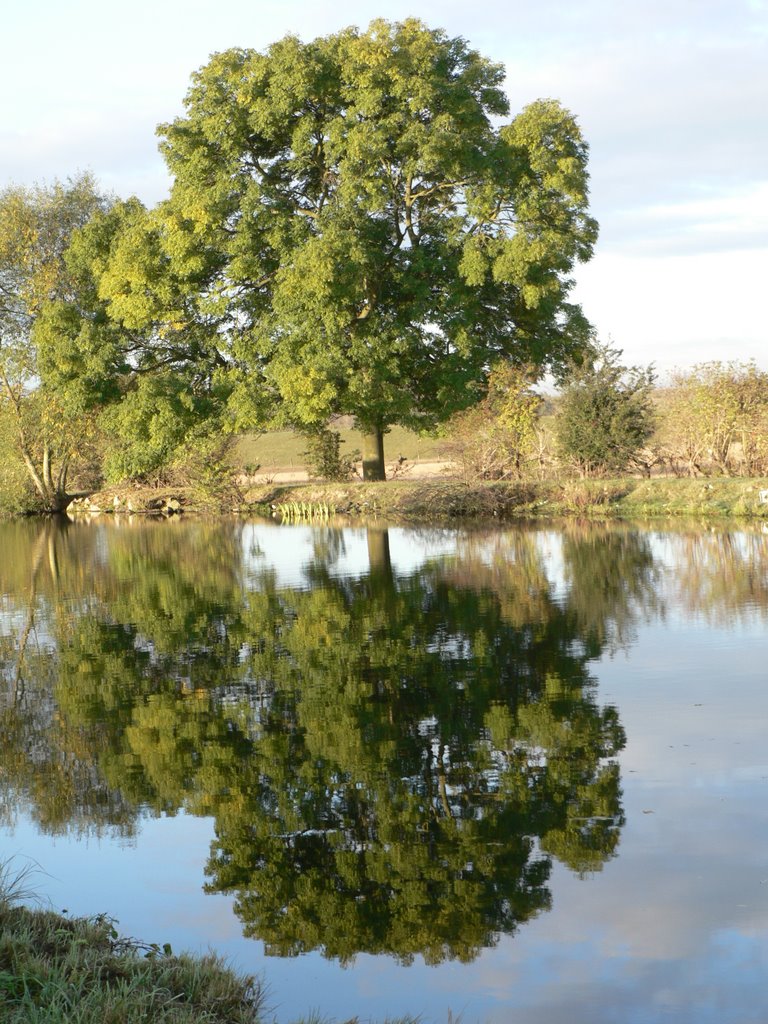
xmin=0 ymin=18 xmax=598 ymax=513
xmin=442 ymin=351 xmax=768 ymax=482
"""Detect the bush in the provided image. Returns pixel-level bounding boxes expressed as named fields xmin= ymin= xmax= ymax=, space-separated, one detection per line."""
xmin=0 ymin=410 xmax=40 ymax=517
xmin=656 ymin=361 xmax=768 ymax=477
xmin=0 ymin=460 xmax=39 ymax=518
xmin=441 ymin=363 xmax=543 ymax=481
xmin=555 ymin=345 xmax=656 ymax=477
xmin=302 ymin=428 xmax=359 ymax=481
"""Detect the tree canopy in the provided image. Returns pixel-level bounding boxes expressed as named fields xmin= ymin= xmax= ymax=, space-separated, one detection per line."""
xmin=105 ymin=19 xmax=597 ymax=478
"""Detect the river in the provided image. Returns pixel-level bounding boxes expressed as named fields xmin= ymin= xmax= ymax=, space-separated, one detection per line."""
xmin=0 ymin=517 xmax=766 ymax=1023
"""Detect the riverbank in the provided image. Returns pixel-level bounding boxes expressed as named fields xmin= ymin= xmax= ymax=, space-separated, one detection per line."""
xmin=0 ymin=900 xmax=263 ymax=1023
xmin=244 ymin=476 xmax=768 ymax=522
xmin=67 ymin=476 xmax=768 ymax=523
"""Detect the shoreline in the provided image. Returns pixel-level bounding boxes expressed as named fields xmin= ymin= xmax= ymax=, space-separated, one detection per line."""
xmin=65 ymin=477 xmax=768 ymax=524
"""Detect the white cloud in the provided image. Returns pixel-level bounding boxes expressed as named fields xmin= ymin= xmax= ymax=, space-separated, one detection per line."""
xmin=572 ymin=245 xmax=767 ymax=374
xmin=623 ymin=183 xmax=768 ymax=254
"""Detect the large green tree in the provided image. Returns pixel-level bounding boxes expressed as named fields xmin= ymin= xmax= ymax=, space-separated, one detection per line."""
xmin=108 ymin=19 xmax=597 ymax=478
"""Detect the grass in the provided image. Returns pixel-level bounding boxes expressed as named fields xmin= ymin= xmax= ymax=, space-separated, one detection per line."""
xmin=0 ymin=906 xmax=264 ymax=1023
xmin=290 ymin=1018 xmax=422 ymax=1024
xmin=0 ymin=859 xmax=264 ymax=1024
xmin=275 ymin=500 xmax=336 ymax=522
xmin=72 ymin=472 xmax=768 ymax=523
xmin=233 ymin=425 xmax=444 ymax=473
xmin=232 ymin=426 xmax=768 ymax=524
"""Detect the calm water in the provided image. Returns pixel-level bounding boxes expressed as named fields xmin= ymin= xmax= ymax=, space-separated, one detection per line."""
xmin=0 ymin=517 xmax=767 ymax=1023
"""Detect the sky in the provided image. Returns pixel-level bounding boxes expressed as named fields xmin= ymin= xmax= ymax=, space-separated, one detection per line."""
xmin=1 ymin=0 xmax=765 ymax=377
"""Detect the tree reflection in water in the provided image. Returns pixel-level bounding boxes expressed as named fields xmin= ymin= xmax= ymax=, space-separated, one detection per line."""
xmin=0 ymin=519 xmax=650 ymax=963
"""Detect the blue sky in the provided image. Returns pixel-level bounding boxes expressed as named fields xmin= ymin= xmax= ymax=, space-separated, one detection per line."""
xmin=2 ymin=0 xmax=765 ymax=376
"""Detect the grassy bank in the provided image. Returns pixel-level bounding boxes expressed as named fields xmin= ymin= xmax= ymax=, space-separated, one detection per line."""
xmin=0 ymin=904 xmax=263 ymax=1023
xmin=0 ymin=908 xmax=427 ymax=1024
xmin=243 ymin=476 xmax=768 ymax=523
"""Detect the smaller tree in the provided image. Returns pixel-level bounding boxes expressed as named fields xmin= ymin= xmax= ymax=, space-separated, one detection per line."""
xmin=301 ymin=427 xmax=359 ymax=482
xmin=555 ymin=345 xmax=655 ymax=477
xmin=442 ymin=363 xmax=542 ymax=481
xmin=0 ymin=175 xmax=111 ymax=512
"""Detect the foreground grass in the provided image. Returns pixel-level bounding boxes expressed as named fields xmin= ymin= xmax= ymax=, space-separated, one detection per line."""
xmin=0 ymin=902 xmax=263 ymax=1024
xmin=0 ymin=902 xmax=426 ymax=1023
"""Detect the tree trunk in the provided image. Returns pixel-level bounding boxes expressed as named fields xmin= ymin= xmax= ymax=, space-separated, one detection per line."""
xmin=361 ymin=427 xmax=386 ymax=481
xmin=42 ymin=442 xmax=53 ymax=492
xmin=49 ymin=492 xmax=72 ymax=514
xmin=20 ymin=448 xmax=48 ymax=503
xmin=366 ymin=527 xmax=392 ymax=581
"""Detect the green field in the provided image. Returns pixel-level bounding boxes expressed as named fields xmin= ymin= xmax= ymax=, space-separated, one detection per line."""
xmin=233 ymin=425 xmax=445 ymax=473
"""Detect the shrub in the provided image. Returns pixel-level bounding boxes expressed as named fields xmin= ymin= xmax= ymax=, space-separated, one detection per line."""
xmin=442 ymin=363 xmax=543 ymax=481
xmin=555 ymin=345 xmax=656 ymax=477
xmin=302 ymin=428 xmax=359 ymax=481
xmin=657 ymin=361 xmax=768 ymax=477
